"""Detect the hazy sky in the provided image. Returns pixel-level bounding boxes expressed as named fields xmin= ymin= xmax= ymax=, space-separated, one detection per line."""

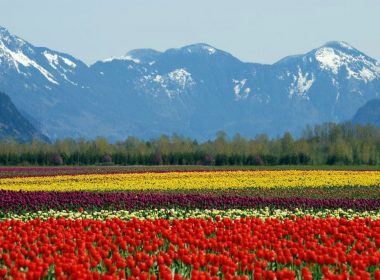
xmin=0 ymin=0 xmax=379 ymax=65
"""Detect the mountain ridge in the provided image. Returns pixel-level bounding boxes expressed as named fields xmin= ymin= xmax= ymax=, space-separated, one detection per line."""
xmin=1 ymin=26 xmax=379 ymax=141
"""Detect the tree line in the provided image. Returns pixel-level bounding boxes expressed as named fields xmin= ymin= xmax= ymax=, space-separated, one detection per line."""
xmin=0 ymin=122 xmax=380 ymax=166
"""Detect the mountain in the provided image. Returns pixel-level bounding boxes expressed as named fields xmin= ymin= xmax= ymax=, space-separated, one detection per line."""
xmin=0 ymin=91 xmax=48 ymax=142
xmin=1 ymin=26 xmax=380 ymax=141
xmin=352 ymin=99 xmax=380 ymax=127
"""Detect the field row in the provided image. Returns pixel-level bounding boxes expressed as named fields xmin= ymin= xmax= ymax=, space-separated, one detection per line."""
xmin=1 ymin=166 xmax=379 ymax=178
xmin=2 ymin=170 xmax=380 ymax=191
xmin=1 ymin=217 xmax=379 ymax=279
xmin=1 ymin=190 xmax=380 ymax=212
xmin=2 ymin=208 xmax=380 ymax=221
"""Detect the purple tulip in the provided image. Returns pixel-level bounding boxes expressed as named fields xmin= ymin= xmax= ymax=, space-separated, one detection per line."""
xmin=0 ymin=190 xmax=379 ymax=213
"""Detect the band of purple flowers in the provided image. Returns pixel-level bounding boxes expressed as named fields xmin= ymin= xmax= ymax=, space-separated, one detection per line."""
xmin=1 ymin=190 xmax=379 ymax=212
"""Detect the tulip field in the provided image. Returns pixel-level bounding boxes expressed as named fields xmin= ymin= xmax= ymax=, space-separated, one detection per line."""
xmin=1 ymin=168 xmax=380 ymax=279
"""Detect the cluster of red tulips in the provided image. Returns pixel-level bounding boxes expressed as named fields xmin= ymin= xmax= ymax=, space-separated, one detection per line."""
xmin=1 ymin=217 xmax=380 ymax=279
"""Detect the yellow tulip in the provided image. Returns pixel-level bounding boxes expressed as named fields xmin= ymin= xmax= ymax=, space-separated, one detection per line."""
xmin=1 ymin=170 xmax=380 ymax=192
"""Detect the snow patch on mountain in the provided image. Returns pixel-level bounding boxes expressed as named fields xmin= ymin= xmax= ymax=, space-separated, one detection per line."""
xmin=359 ymin=68 xmax=376 ymax=81
xmin=168 ymin=69 xmax=194 ymax=89
xmin=44 ymin=52 xmax=59 ymax=69
xmin=103 ymin=55 xmax=140 ymax=64
xmin=179 ymin=44 xmax=218 ymax=56
xmin=61 ymin=57 xmax=77 ymax=68
xmin=289 ymin=69 xmax=315 ymax=99
xmin=45 ymin=51 xmax=77 ymax=69
xmin=315 ymin=46 xmax=380 ymax=82
xmin=233 ymin=79 xmax=251 ymax=100
xmin=315 ymin=48 xmax=342 ymax=74
xmin=138 ymin=69 xmax=195 ymax=98
xmin=203 ymin=45 xmax=216 ymax=55
xmin=61 ymin=73 xmax=78 ymax=86
xmin=43 ymin=51 xmax=78 ymax=85
xmin=153 ymin=74 xmax=164 ymax=84
xmin=0 ymin=41 xmax=58 ymax=84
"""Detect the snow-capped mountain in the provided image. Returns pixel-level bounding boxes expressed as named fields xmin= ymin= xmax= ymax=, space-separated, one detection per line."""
xmin=1 ymin=26 xmax=379 ymax=140
xmin=0 ymin=26 xmax=97 ymax=139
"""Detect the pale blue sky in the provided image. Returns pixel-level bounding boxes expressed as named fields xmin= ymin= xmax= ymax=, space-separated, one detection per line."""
xmin=0 ymin=0 xmax=379 ymax=65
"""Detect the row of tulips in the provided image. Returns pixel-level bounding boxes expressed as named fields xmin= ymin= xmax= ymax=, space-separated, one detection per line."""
xmin=1 ymin=190 xmax=380 ymax=212
xmin=0 ymin=166 xmax=270 ymax=178
xmin=1 ymin=217 xmax=380 ymax=279
xmin=165 ymin=187 xmax=380 ymax=199
xmin=2 ymin=207 xmax=380 ymax=222
xmin=0 ymin=166 xmax=223 ymax=179
xmin=2 ymin=170 xmax=380 ymax=192
xmin=3 ymin=166 xmax=378 ymax=179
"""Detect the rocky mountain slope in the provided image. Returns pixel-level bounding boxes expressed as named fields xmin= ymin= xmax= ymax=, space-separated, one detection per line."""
xmin=0 ymin=91 xmax=48 ymax=142
xmin=352 ymin=99 xmax=380 ymax=127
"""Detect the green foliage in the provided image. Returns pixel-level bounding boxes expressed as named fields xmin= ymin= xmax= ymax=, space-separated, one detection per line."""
xmin=0 ymin=122 xmax=380 ymax=166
